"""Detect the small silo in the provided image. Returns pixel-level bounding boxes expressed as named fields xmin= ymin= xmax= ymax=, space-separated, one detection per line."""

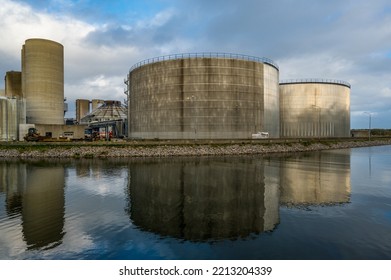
xmin=22 ymin=38 xmax=64 ymax=125
xmin=280 ymin=79 xmax=351 ymax=138
xmin=76 ymin=99 xmax=90 ymax=124
xmin=5 ymin=71 xmax=22 ymax=98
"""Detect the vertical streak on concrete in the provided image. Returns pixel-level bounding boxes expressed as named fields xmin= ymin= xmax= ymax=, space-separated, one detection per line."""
xmin=180 ymin=59 xmax=184 ymax=132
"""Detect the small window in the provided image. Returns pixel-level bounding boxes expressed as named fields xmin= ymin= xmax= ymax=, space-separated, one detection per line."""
xmin=64 ymin=132 xmax=74 ymax=137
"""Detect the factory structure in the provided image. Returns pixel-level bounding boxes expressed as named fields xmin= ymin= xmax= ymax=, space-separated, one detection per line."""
xmin=125 ymin=53 xmax=351 ymax=140
xmin=1 ymin=39 xmax=351 ymax=142
xmin=0 ymin=38 xmax=127 ymax=141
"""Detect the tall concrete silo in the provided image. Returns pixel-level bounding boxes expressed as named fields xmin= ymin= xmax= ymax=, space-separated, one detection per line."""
xmin=126 ymin=53 xmax=280 ymax=139
xmin=22 ymin=38 xmax=64 ymax=125
xmin=280 ymin=79 xmax=351 ymax=138
xmin=5 ymin=71 xmax=22 ymax=98
xmin=76 ymin=99 xmax=90 ymax=124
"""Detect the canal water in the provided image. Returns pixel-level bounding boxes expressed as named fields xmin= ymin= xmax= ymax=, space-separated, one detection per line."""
xmin=0 ymin=145 xmax=391 ymax=260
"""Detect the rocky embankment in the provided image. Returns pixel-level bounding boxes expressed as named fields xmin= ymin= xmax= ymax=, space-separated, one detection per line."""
xmin=1 ymin=139 xmax=391 ymax=159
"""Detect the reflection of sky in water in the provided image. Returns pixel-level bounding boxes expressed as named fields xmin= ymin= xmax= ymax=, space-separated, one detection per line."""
xmin=0 ymin=146 xmax=391 ymax=259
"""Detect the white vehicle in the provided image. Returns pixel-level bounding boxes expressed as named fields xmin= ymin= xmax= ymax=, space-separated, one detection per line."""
xmin=252 ymin=132 xmax=269 ymax=139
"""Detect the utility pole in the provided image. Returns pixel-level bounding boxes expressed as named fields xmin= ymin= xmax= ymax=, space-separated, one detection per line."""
xmin=363 ymin=112 xmax=372 ymax=141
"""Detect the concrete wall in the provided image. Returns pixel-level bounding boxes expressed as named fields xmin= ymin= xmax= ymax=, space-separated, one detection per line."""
xmin=22 ymin=39 xmax=64 ymax=125
xmin=128 ymin=56 xmax=280 ymax=139
xmin=280 ymin=82 xmax=350 ymax=138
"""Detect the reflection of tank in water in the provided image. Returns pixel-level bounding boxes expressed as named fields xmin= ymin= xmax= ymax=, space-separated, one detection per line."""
xmin=127 ymin=157 xmax=280 ymax=241
xmin=21 ymin=163 xmax=65 ymax=249
xmin=0 ymin=161 xmax=26 ymax=215
xmin=280 ymin=150 xmax=351 ymax=205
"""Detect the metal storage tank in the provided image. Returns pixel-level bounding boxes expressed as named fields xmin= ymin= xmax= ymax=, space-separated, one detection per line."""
xmin=126 ymin=53 xmax=280 ymax=139
xmin=280 ymin=79 xmax=350 ymax=138
xmin=5 ymin=71 xmax=22 ymax=98
xmin=76 ymin=99 xmax=90 ymax=124
xmin=22 ymin=38 xmax=64 ymax=125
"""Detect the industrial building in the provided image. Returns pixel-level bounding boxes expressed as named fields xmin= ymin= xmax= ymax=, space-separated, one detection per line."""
xmin=125 ymin=53 xmax=280 ymax=139
xmin=1 ymin=40 xmax=352 ymax=142
xmin=280 ymin=79 xmax=351 ymax=138
xmin=79 ymin=100 xmax=127 ymax=139
xmin=125 ymin=53 xmax=351 ymax=140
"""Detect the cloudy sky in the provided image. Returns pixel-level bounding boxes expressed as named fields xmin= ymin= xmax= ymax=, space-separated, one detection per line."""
xmin=0 ymin=0 xmax=390 ymax=128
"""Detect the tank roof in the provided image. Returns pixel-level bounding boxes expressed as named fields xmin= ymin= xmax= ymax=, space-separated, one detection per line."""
xmin=81 ymin=100 xmax=127 ymax=123
xmin=24 ymin=38 xmax=63 ymax=47
xmin=129 ymin=52 xmax=279 ymax=72
xmin=280 ymin=78 xmax=351 ymax=88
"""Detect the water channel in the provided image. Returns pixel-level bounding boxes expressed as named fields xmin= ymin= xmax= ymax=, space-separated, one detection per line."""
xmin=1 ymin=145 xmax=391 ymax=259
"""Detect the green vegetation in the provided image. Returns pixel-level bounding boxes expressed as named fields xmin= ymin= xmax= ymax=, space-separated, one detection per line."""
xmin=371 ymin=129 xmax=391 ymax=136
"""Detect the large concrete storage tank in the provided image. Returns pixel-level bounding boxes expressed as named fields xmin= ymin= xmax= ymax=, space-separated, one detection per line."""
xmin=22 ymin=39 xmax=64 ymax=125
xmin=280 ymin=79 xmax=350 ymax=138
xmin=126 ymin=53 xmax=280 ymax=139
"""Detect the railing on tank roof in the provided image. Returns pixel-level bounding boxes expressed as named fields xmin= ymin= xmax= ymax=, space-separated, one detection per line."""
xmin=129 ymin=52 xmax=279 ymax=72
xmin=280 ymin=78 xmax=351 ymax=88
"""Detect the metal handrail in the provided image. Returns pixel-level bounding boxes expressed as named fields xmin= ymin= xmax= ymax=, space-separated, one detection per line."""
xmin=280 ymin=78 xmax=351 ymax=88
xmin=129 ymin=52 xmax=279 ymax=72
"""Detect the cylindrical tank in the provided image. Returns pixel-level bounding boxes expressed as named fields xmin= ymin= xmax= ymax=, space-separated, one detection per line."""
xmin=22 ymin=38 xmax=64 ymax=125
xmin=5 ymin=71 xmax=22 ymax=98
xmin=280 ymin=79 xmax=350 ymax=138
xmin=91 ymin=99 xmax=104 ymax=111
xmin=76 ymin=99 xmax=90 ymax=124
xmin=0 ymin=97 xmax=18 ymax=141
xmin=127 ymin=53 xmax=280 ymax=139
